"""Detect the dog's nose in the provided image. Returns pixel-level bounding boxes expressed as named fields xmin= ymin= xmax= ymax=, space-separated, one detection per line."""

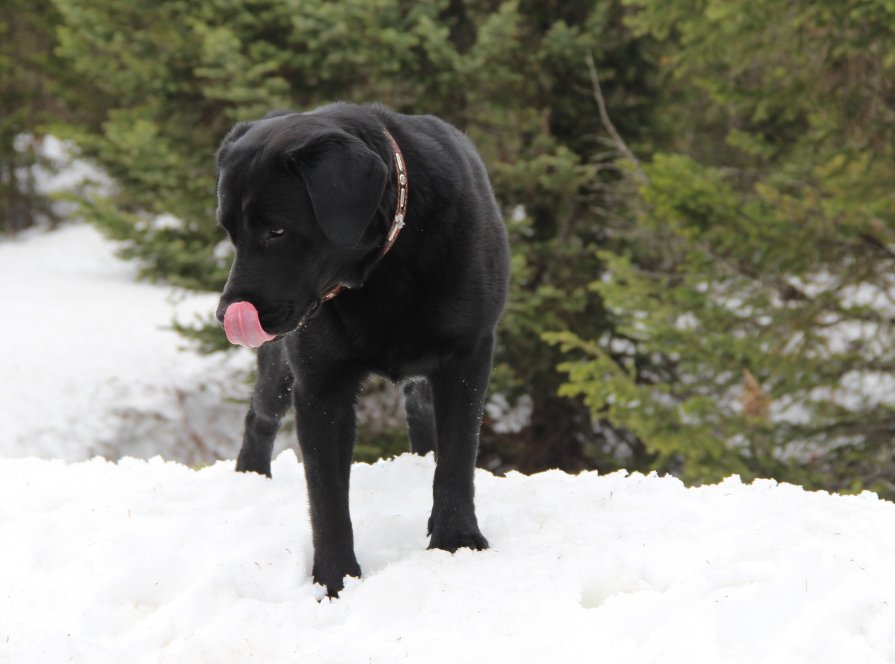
xmin=215 ymin=300 xmax=229 ymax=326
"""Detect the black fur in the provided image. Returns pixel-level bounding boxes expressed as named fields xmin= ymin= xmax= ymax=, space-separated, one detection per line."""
xmin=215 ymin=103 xmax=509 ymax=596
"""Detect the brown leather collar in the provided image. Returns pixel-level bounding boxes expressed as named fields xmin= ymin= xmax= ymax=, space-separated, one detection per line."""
xmin=321 ymin=128 xmax=408 ymax=302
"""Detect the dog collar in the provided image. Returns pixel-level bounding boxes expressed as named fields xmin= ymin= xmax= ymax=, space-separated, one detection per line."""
xmin=320 ymin=128 xmax=408 ymax=302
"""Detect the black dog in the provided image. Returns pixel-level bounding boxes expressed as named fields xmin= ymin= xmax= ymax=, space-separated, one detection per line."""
xmin=214 ymin=103 xmax=509 ymax=596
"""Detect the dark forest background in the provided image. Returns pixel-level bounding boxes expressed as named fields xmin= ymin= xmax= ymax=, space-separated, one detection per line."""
xmin=4 ymin=0 xmax=895 ymax=496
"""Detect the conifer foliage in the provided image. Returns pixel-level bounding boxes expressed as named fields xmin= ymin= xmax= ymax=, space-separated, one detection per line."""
xmin=47 ymin=0 xmax=659 ymax=473
xmin=13 ymin=0 xmax=894 ymax=492
xmin=550 ymin=0 xmax=895 ymax=494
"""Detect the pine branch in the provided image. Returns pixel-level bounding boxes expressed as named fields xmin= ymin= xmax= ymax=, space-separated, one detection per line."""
xmin=585 ymin=51 xmax=648 ymax=185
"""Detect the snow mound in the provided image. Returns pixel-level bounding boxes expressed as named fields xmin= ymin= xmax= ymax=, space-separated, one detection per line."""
xmin=1 ymin=452 xmax=893 ymax=663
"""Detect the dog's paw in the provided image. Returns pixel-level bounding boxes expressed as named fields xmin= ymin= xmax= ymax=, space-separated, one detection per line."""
xmin=235 ymin=455 xmax=272 ymax=478
xmin=313 ymin=558 xmax=361 ymax=598
xmin=427 ymin=515 xmax=489 ymax=553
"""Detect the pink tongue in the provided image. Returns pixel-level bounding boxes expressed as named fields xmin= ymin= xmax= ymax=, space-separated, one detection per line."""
xmin=223 ymin=301 xmax=276 ymax=348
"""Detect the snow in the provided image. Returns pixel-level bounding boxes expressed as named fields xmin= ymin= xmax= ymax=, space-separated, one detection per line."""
xmin=0 ymin=222 xmax=258 ymax=462
xmin=1 ymin=452 xmax=894 ymax=663
xmin=30 ymin=135 xmax=114 ymax=200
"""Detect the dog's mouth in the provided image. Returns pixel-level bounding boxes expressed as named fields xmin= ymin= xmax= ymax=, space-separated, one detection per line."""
xmin=223 ymin=299 xmax=321 ymax=348
xmin=223 ymin=301 xmax=276 ymax=348
xmin=297 ymin=299 xmax=320 ymax=328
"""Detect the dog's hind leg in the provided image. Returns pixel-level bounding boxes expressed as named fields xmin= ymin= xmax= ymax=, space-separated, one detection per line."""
xmin=404 ymin=379 xmax=436 ymax=455
xmin=236 ymin=340 xmax=294 ymax=478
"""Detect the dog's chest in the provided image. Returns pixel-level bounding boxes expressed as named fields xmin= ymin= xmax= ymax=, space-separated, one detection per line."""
xmin=329 ymin=299 xmax=459 ymax=378
xmin=351 ymin=317 xmax=449 ymax=380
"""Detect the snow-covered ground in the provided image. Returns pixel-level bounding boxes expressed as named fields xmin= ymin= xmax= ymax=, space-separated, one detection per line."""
xmin=1 ymin=452 xmax=894 ymax=663
xmin=0 ymin=222 xmax=259 ymax=462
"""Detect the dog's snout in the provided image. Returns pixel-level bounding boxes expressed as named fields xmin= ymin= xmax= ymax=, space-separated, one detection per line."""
xmin=215 ymin=299 xmax=229 ymax=326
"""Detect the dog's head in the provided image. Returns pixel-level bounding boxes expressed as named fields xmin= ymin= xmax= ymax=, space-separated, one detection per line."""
xmin=214 ymin=112 xmax=389 ymax=347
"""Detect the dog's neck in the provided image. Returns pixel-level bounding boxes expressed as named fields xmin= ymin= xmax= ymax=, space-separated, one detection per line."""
xmin=320 ymin=127 xmax=408 ymax=303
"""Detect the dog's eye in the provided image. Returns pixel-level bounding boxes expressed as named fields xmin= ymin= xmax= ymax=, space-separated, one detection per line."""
xmin=268 ymin=228 xmax=286 ymax=239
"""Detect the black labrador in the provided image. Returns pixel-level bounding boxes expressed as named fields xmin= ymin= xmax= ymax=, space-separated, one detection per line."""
xmin=214 ymin=103 xmax=509 ymax=596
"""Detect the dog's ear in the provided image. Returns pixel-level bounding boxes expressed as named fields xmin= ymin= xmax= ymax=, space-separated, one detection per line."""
xmin=286 ymin=133 xmax=388 ymax=248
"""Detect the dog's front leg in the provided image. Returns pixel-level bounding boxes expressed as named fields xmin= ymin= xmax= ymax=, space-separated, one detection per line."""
xmin=427 ymin=335 xmax=494 ymax=552
xmin=293 ymin=369 xmax=362 ymax=597
xmin=236 ymin=340 xmax=294 ymax=477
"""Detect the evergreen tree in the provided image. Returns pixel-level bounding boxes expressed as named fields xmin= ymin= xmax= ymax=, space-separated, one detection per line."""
xmin=22 ymin=0 xmax=895 ymax=491
xmin=0 ymin=0 xmax=75 ymax=233
xmin=551 ymin=0 xmax=895 ymax=495
xmin=50 ymin=0 xmax=660 ymax=473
